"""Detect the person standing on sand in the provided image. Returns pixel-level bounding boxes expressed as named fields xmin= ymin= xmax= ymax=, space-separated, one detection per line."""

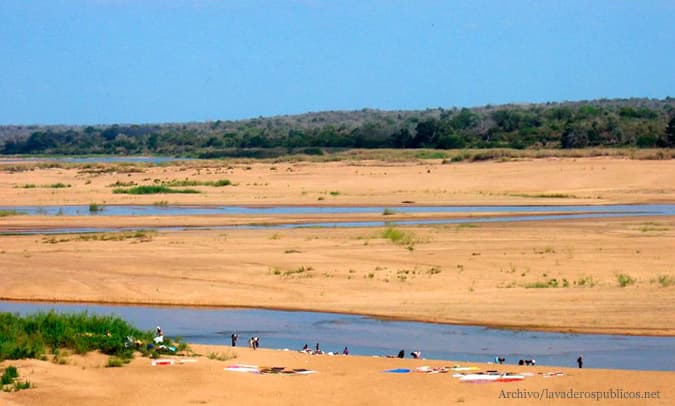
xmin=577 ymin=355 xmax=583 ymax=368
xmin=231 ymin=333 xmax=238 ymax=347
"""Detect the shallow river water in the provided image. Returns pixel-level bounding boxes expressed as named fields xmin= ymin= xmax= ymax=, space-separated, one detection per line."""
xmin=2 ymin=204 xmax=673 ymax=235
xmin=1 ymin=301 xmax=673 ymax=371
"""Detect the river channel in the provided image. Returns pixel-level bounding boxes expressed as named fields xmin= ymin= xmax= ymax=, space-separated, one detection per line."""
xmin=1 ymin=301 xmax=673 ymax=371
xmin=1 ymin=204 xmax=674 ymax=235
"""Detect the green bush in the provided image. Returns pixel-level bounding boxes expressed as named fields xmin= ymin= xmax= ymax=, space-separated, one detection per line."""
xmin=0 ymin=311 xmax=158 ymax=362
xmin=1 ymin=366 xmax=18 ymax=385
xmin=113 ymin=185 xmax=200 ymax=194
xmin=616 ymin=273 xmax=636 ymax=287
xmin=48 ymin=183 xmax=70 ymax=188
xmin=657 ymin=275 xmax=675 ymax=287
xmin=89 ymin=203 xmax=103 ymax=213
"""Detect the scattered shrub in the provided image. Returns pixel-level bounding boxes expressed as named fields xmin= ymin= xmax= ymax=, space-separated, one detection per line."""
xmin=113 ymin=185 xmax=200 ymax=194
xmin=657 ymin=275 xmax=675 ymax=287
xmin=1 ymin=366 xmax=18 ymax=385
xmin=89 ymin=203 xmax=103 ymax=213
xmin=616 ymin=273 xmax=636 ymax=287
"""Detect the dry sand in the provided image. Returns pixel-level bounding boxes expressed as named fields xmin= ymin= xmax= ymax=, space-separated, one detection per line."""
xmin=1 ymin=345 xmax=673 ymax=406
xmin=1 ymin=156 xmax=674 ymax=405
xmin=1 ymin=156 xmax=674 ymax=206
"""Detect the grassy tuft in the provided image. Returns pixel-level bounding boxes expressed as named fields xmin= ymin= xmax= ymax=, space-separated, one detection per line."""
xmin=616 ymin=273 xmax=636 ymax=287
xmin=523 ymin=278 xmax=561 ymax=288
xmin=113 ymin=185 xmax=200 ymax=194
xmin=207 ymin=351 xmax=237 ymax=361
xmin=657 ymin=275 xmax=675 ymax=287
xmin=89 ymin=203 xmax=103 ymax=213
xmin=0 ymin=210 xmax=23 ymax=217
xmin=1 ymin=366 xmax=18 ymax=385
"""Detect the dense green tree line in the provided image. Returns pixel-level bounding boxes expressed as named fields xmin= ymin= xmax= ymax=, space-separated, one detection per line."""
xmin=1 ymin=98 xmax=673 ymax=156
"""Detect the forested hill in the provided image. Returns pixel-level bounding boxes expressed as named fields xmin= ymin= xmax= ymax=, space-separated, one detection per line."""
xmin=1 ymin=98 xmax=674 ymax=157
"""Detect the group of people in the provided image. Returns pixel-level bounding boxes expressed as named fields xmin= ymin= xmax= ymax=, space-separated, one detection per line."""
xmin=300 ymin=342 xmax=350 ymax=356
xmin=388 ymin=350 xmax=421 ymax=359
xmin=225 ymin=329 xmax=585 ymax=368
xmin=229 ymin=333 xmax=259 ymax=349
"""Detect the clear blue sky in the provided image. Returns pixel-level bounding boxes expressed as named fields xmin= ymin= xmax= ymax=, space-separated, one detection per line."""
xmin=1 ymin=0 xmax=674 ymax=125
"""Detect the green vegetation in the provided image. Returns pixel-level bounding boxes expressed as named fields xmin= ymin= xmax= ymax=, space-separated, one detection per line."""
xmin=16 ymin=183 xmax=70 ymax=188
xmin=3 ymin=98 xmax=672 ymax=156
xmin=163 ymin=178 xmax=231 ymax=187
xmin=380 ymin=226 xmax=421 ymax=250
xmin=382 ymin=208 xmax=397 ymax=215
xmin=1 ymin=366 xmax=18 ymax=385
xmin=277 ymin=266 xmax=314 ymax=277
xmin=415 ymin=150 xmax=447 ymax=159
xmin=113 ymin=185 xmax=200 ymax=194
xmin=575 ymin=276 xmax=596 ymax=287
xmin=1 ymin=365 xmax=31 ymax=392
xmin=107 ymin=180 xmax=137 ymax=187
xmin=656 ymin=274 xmax=675 ymax=287
xmin=523 ymin=278 xmax=563 ymax=288
xmin=88 ymin=203 xmax=103 ymax=213
xmin=455 ymin=223 xmax=478 ymax=230
xmin=616 ymin=273 xmax=636 ymax=287
xmin=106 ymin=356 xmax=129 ymax=368
xmin=48 ymin=182 xmax=70 ymax=188
xmin=153 ymin=200 xmax=169 ymax=207
xmin=0 ymin=210 xmax=23 ymax=217
xmin=0 ymin=311 xmax=154 ymax=361
xmin=638 ymin=222 xmax=669 ymax=232
xmin=207 ymin=351 xmax=237 ymax=361
xmin=42 ymin=230 xmax=156 ymax=244
xmin=426 ymin=267 xmax=442 ymax=275
xmin=511 ymin=193 xmax=577 ymax=199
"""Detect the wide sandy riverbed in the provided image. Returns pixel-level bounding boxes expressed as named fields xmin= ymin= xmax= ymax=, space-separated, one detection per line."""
xmin=1 ymin=156 xmax=674 ymax=405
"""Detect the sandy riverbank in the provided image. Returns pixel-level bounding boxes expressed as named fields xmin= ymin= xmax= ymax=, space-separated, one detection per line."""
xmin=1 ymin=156 xmax=674 ymax=405
xmin=1 ymin=157 xmax=674 ymax=335
xmin=1 ymin=345 xmax=673 ymax=406
xmin=1 ymin=217 xmax=674 ymax=335
xmin=2 ymin=157 xmax=675 ymax=206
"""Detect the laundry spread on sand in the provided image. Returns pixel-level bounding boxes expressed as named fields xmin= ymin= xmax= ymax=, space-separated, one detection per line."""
xmin=384 ymin=365 xmax=480 ymax=374
xmin=225 ymin=364 xmax=317 ymax=375
xmin=457 ymin=372 xmax=525 ymax=383
xmin=151 ymin=359 xmax=174 ymax=366
xmin=383 ymin=368 xmax=411 ymax=373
